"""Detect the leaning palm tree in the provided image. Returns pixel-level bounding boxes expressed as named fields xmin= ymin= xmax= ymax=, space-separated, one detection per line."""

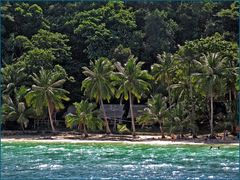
xmin=81 ymin=57 xmax=115 ymax=134
xmin=113 ymin=56 xmax=152 ymax=137
xmin=65 ymin=100 xmax=102 ymax=137
xmin=26 ymin=67 xmax=69 ymax=132
xmin=193 ymin=52 xmax=227 ymax=137
xmin=137 ymin=94 xmax=170 ymax=138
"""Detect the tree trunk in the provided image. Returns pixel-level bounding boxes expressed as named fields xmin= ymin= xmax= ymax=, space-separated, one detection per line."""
xmin=53 ymin=108 xmax=57 ymax=126
xmin=83 ymin=123 xmax=88 ymax=138
xmin=159 ymin=121 xmax=165 ymax=138
xmin=189 ymin=60 xmax=197 ymax=138
xmin=229 ymin=88 xmax=237 ymax=135
xmin=167 ymin=82 xmax=171 ymax=106
xmin=232 ymin=88 xmax=237 ymax=134
xmin=47 ymin=101 xmax=55 ymax=132
xmin=100 ymin=98 xmax=111 ymax=134
xmin=210 ymin=95 xmax=214 ymax=137
xmin=21 ymin=123 xmax=25 ymax=133
xmin=78 ymin=123 xmax=81 ymax=131
xmin=129 ymin=92 xmax=136 ymax=137
xmin=229 ymin=89 xmax=232 ymax=103
xmin=190 ymin=79 xmax=196 ymax=137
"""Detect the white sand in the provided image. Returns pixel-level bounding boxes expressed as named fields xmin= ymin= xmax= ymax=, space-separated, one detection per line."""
xmin=1 ymin=138 xmax=239 ymax=146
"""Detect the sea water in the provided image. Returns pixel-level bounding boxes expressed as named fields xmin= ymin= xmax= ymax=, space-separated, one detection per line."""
xmin=1 ymin=142 xmax=239 ymax=179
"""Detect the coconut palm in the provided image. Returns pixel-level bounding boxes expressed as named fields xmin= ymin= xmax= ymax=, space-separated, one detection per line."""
xmin=137 ymin=94 xmax=170 ymax=138
xmin=2 ymin=86 xmax=33 ymax=131
xmin=2 ymin=65 xmax=27 ymax=115
xmin=26 ymin=67 xmax=69 ymax=132
xmin=65 ymin=100 xmax=102 ymax=137
xmin=2 ymin=66 xmax=34 ymax=131
xmin=151 ymin=52 xmax=175 ymax=105
xmin=193 ymin=52 xmax=227 ymax=137
xmin=113 ymin=55 xmax=152 ymax=137
xmin=1 ymin=65 xmax=26 ymax=95
xmin=224 ymin=58 xmax=239 ymax=134
xmin=168 ymin=101 xmax=193 ymax=138
xmin=170 ymin=79 xmax=190 ymax=102
xmin=170 ymin=77 xmax=198 ymax=138
xmin=81 ymin=57 xmax=115 ymax=134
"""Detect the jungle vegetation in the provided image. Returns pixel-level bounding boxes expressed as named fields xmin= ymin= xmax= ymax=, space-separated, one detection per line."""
xmin=1 ymin=1 xmax=239 ymax=138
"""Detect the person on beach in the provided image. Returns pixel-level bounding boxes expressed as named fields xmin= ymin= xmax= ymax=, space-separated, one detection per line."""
xmin=223 ymin=130 xmax=228 ymax=140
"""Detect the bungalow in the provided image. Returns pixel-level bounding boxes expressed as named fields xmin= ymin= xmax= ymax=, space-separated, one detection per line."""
xmin=64 ymin=104 xmax=146 ymax=124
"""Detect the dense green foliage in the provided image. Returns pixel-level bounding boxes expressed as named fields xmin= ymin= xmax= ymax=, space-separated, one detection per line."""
xmin=25 ymin=66 xmax=70 ymax=131
xmin=1 ymin=1 xmax=239 ymax=137
xmin=114 ymin=56 xmax=152 ymax=136
xmin=137 ymin=94 xmax=169 ymax=138
xmin=81 ymin=57 xmax=115 ymax=134
xmin=65 ymin=100 xmax=102 ymax=137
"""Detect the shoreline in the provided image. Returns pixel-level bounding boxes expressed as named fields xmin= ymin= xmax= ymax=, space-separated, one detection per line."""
xmin=1 ymin=138 xmax=239 ymax=146
xmin=1 ymin=133 xmax=239 ymax=146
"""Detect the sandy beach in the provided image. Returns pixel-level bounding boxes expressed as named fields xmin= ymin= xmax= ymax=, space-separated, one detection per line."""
xmin=3 ymin=139 xmax=239 ymax=146
xmin=1 ymin=132 xmax=239 ymax=146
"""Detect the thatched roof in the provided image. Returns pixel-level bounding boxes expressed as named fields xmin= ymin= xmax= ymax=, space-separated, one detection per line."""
xmin=102 ymin=104 xmax=146 ymax=119
xmin=63 ymin=105 xmax=76 ymax=117
xmin=102 ymin=104 xmax=124 ymax=119
xmin=64 ymin=104 xmax=146 ymax=120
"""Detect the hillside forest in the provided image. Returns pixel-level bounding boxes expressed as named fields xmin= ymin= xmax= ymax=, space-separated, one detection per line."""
xmin=1 ymin=1 xmax=239 ymax=137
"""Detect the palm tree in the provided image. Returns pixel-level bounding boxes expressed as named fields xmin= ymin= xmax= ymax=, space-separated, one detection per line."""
xmin=224 ymin=58 xmax=239 ymax=134
xmin=1 ymin=65 xmax=26 ymax=95
xmin=193 ymin=52 xmax=227 ymax=137
xmin=170 ymin=79 xmax=190 ymax=102
xmin=65 ymin=100 xmax=102 ymax=137
xmin=26 ymin=67 xmax=69 ymax=132
xmin=81 ymin=57 xmax=115 ymax=134
xmin=137 ymin=94 xmax=170 ymax=138
xmin=169 ymin=101 xmax=192 ymax=138
xmin=2 ymin=86 xmax=33 ymax=131
xmin=113 ymin=55 xmax=152 ymax=137
xmin=151 ymin=52 xmax=175 ymax=105
xmin=170 ymin=77 xmax=198 ymax=138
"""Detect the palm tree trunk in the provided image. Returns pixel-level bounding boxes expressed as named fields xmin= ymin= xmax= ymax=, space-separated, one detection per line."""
xmin=229 ymin=89 xmax=232 ymax=103
xmin=129 ymin=92 xmax=136 ymax=137
xmin=232 ymin=88 xmax=237 ymax=134
xmin=53 ymin=108 xmax=57 ymax=126
xmin=229 ymin=88 xmax=237 ymax=134
xmin=83 ymin=123 xmax=88 ymax=138
xmin=159 ymin=121 xmax=165 ymax=138
xmin=190 ymin=82 xmax=197 ymax=138
xmin=78 ymin=123 xmax=81 ymax=131
xmin=210 ymin=95 xmax=214 ymax=137
xmin=229 ymin=89 xmax=232 ymax=120
xmin=47 ymin=101 xmax=55 ymax=132
xmin=188 ymin=60 xmax=197 ymax=138
xmin=21 ymin=123 xmax=25 ymax=133
xmin=167 ymin=82 xmax=171 ymax=106
xmin=100 ymin=98 xmax=111 ymax=134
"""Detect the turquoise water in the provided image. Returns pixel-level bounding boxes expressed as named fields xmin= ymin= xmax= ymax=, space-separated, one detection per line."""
xmin=1 ymin=142 xmax=239 ymax=180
